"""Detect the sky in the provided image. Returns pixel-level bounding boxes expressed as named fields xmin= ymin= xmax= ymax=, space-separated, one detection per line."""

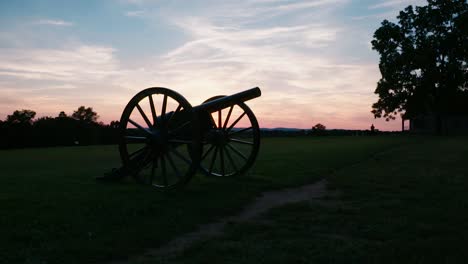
xmin=0 ymin=0 xmax=427 ymax=131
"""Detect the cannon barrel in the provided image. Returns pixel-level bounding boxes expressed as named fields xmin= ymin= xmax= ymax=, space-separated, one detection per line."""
xmin=194 ymin=87 xmax=261 ymax=113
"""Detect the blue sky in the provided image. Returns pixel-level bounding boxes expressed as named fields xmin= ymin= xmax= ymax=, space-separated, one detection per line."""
xmin=0 ymin=0 xmax=426 ymax=130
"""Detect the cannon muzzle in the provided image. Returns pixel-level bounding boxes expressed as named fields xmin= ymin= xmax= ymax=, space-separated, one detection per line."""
xmin=194 ymin=87 xmax=261 ymax=113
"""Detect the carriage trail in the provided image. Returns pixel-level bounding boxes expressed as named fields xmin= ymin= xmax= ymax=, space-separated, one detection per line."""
xmin=111 ymin=178 xmax=332 ymax=264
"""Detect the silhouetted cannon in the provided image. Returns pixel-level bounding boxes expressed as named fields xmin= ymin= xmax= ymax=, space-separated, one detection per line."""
xmin=105 ymin=87 xmax=262 ymax=189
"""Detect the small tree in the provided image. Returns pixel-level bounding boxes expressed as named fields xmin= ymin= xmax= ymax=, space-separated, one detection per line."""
xmin=72 ymin=106 xmax=99 ymax=123
xmin=58 ymin=111 xmax=67 ymax=118
xmin=109 ymin=120 xmax=120 ymax=129
xmin=312 ymin=123 xmax=326 ymax=132
xmin=311 ymin=123 xmax=326 ymax=135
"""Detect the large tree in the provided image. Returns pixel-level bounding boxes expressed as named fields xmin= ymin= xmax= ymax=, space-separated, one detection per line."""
xmin=371 ymin=0 xmax=468 ymax=123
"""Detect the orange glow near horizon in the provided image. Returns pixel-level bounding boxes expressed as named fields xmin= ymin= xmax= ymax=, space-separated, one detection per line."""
xmin=0 ymin=86 xmax=402 ymax=132
xmin=0 ymin=0 xmax=420 ymax=132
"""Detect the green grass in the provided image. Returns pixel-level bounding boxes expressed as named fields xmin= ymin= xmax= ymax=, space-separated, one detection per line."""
xmin=0 ymin=136 xmax=407 ymax=264
xmin=162 ymin=137 xmax=468 ymax=264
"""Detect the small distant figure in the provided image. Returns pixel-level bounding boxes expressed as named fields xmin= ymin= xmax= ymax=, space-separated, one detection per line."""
xmin=371 ymin=124 xmax=375 ymax=134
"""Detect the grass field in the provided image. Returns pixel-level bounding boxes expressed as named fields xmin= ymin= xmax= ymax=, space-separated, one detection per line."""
xmin=160 ymin=136 xmax=468 ymax=264
xmin=1 ymin=136 xmax=466 ymax=263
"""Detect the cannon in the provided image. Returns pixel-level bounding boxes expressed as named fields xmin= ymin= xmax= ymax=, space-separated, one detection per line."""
xmin=106 ymin=87 xmax=262 ymax=189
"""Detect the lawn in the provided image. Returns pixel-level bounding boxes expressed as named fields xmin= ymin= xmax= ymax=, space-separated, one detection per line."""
xmin=1 ymin=136 xmax=408 ymax=264
xmin=162 ymin=136 xmax=468 ymax=264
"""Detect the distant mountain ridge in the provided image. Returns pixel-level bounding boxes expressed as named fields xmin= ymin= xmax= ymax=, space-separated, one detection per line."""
xmin=260 ymin=127 xmax=304 ymax=131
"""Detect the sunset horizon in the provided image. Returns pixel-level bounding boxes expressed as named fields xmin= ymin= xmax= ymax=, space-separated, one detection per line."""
xmin=0 ymin=0 xmax=427 ymax=131
xmin=2 ymin=1 xmax=468 ymax=262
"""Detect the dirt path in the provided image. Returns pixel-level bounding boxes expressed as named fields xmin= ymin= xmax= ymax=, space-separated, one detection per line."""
xmin=112 ymin=179 xmax=329 ymax=263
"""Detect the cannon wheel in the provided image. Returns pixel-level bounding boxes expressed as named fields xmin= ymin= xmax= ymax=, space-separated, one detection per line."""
xmin=199 ymin=95 xmax=260 ymax=177
xmin=118 ymin=87 xmax=201 ymax=189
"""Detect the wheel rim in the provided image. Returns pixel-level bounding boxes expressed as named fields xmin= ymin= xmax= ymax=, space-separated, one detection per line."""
xmin=199 ymin=96 xmax=260 ymax=177
xmin=118 ymin=87 xmax=200 ymax=189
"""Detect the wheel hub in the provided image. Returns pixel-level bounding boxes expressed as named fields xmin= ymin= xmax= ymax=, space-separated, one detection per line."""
xmin=207 ymin=129 xmax=229 ymax=146
xmin=149 ymin=129 xmax=169 ymax=153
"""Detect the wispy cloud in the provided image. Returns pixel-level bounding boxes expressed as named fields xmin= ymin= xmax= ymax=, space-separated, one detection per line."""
xmin=351 ymin=11 xmax=396 ymax=21
xmin=0 ymin=0 xmax=403 ymax=130
xmin=0 ymin=46 xmax=118 ymax=81
xmin=0 ymin=44 xmax=128 ymax=120
xmin=369 ymin=0 xmax=426 ymax=10
xmin=35 ymin=19 xmax=74 ymax=26
xmin=275 ymin=0 xmax=348 ymax=10
xmin=125 ymin=10 xmax=146 ymax=17
xmin=109 ymin=0 xmax=395 ymax=129
xmin=108 ymin=7 xmax=384 ymax=129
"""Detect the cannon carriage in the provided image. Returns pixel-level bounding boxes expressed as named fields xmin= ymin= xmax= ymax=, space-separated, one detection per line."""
xmin=112 ymin=87 xmax=262 ymax=189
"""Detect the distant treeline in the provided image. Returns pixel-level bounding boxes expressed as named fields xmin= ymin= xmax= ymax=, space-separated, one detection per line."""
xmin=260 ymin=128 xmax=394 ymax=137
xmin=260 ymin=123 xmax=395 ymax=137
xmin=0 ymin=107 xmax=120 ymax=149
xmin=0 ymin=108 xmax=397 ymax=149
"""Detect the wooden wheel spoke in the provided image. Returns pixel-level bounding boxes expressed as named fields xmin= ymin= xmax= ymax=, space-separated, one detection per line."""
xmin=129 ymin=146 xmax=147 ymax=158
xmin=230 ymin=138 xmax=254 ymax=145
xmin=201 ymin=145 xmax=215 ymax=161
xmin=160 ymin=155 xmax=167 ymax=186
xmin=227 ymin=112 xmax=246 ymax=132
xmin=148 ymin=95 xmax=158 ymax=127
xmin=170 ymin=121 xmax=190 ymax=134
xmin=136 ymin=104 xmax=153 ymax=129
xmin=220 ymin=146 xmax=225 ymax=176
xmin=229 ymin=126 xmax=252 ymax=136
xmin=129 ymin=148 xmax=151 ymax=171
xmin=226 ymin=143 xmax=248 ymax=161
xmin=161 ymin=94 xmax=168 ymax=125
xmin=166 ymin=152 xmax=182 ymax=179
xmin=209 ymin=147 xmax=219 ymax=174
xmin=170 ymin=147 xmax=192 ymax=166
xmin=167 ymin=104 xmax=182 ymax=126
xmin=224 ymin=145 xmax=238 ymax=173
xmin=128 ymin=119 xmax=152 ymax=136
xmin=223 ymin=106 xmax=234 ymax=130
xmin=218 ymin=110 xmax=222 ymax=129
xmin=207 ymin=113 xmax=216 ymax=128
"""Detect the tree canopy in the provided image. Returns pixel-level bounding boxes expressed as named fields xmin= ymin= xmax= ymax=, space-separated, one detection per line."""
xmin=0 ymin=108 xmax=119 ymax=149
xmin=58 ymin=111 xmax=67 ymax=118
xmin=6 ymin=109 xmax=36 ymax=125
xmin=312 ymin=123 xmax=326 ymax=132
xmin=371 ymin=0 xmax=468 ymax=121
xmin=72 ymin=106 xmax=99 ymax=123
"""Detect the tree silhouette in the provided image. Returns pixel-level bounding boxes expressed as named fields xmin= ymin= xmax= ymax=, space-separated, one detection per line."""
xmin=311 ymin=123 xmax=326 ymax=135
xmin=312 ymin=123 xmax=326 ymax=131
xmin=371 ymin=0 xmax=468 ymax=126
xmin=6 ymin=109 xmax=36 ymax=125
xmin=72 ymin=106 xmax=99 ymax=123
xmin=0 ymin=107 xmax=122 ymax=149
xmin=109 ymin=120 xmax=120 ymax=129
xmin=58 ymin=111 xmax=67 ymax=118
